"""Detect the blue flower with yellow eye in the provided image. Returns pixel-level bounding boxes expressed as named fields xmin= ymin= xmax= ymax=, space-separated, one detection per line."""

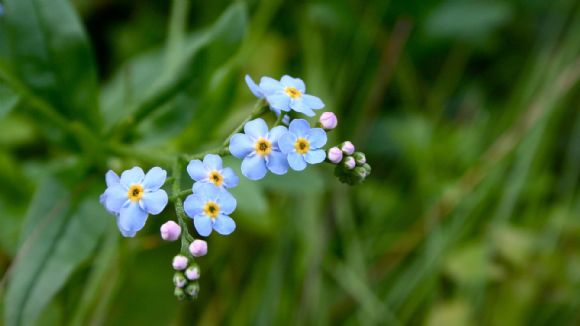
xmin=229 ymin=118 xmax=289 ymax=180
xmin=101 ymin=167 xmax=168 ymax=237
xmin=184 ymin=183 xmax=237 ymax=237
xmin=279 ymin=119 xmax=327 ymax=171
xmin=187 ymin=154 xmax=239 ymax=192
xmin=259 ymin=75 xmax=324 ymax=117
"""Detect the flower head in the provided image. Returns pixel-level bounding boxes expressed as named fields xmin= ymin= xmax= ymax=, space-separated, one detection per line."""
xmin=184 ymin=184 xmax=237 ymax=237
xmin=229 ymin=118 xmax=289 ymax=180
xmin=101 ymin=167 xmax=168 ymax=237
xmin=187 ymin=154 xmax=239 ymax=191
xmin=245 ymin=75 xmax=265 ymax=99
xmin=259 ymin=75 xmax=324 ymax=117
xmin=279 ymin=119 xmax=327 ymax=171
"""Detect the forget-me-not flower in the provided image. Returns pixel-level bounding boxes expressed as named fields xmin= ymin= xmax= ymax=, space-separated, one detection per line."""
xmin=259 ymin=75 xmax=324 ymax=117
xmin=187 ymin=154 xmax=239 ymax=191
xmin=184 ymin=183 xmax=237 ymax=236
xmin=229 ymin=118 xmax=289 ymax=180
xmin=245 ymin=75 xmax=264 ymax=99
xmin=101 ymin=166 xmax=168 ymax=237
xmin=279 ymin=119 xmax=327 ymax=171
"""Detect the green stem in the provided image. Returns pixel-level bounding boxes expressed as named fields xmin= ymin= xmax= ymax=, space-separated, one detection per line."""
xmin=170 ymin=188 xmax=193 ymax=201
xmin=221 ymin=100 xmax=269 ymax=148
xmin=172 ymin=160 xmax=194 ymax=255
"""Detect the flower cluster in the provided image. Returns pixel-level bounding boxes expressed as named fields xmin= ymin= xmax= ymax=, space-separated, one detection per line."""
xmin=99 ymin=74 xmax=370 ymax=301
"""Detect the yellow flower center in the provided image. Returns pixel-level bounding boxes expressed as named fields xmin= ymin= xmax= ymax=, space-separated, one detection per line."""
xmin=294 ymin=137 xmax=310 ymax=155
xmin=284 ymin=86 xmax=302 ymax=99
xmin=254 ymin=137 xmax=272 ymax=156
xmin=208 ymin=170 xmax=223 ymax=187
xmin=203 ymin=201 xmax=220 ymax=218
xmin=127 ymin=184 xmax=144 ymax=202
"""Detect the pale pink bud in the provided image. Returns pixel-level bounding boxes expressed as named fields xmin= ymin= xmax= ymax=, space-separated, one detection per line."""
xmin=328 ymin=147 xmax=343 ymax=164
xmin=185 ymin=266 xmax=200 ymax=280
xmin=341 ymin=141 xmax=355 ymax=155
xmin=160 ymin=221 xmax=181 ymax=241
xmin=189 ymin=239 xmax=208 ymax=257
xmin=319 ymin=112 xmax=338 ymax=130
xmin=344 ymin=156 xmax=356 ymax=170
xmin=172 ymin=255 xmax=188 ymax=271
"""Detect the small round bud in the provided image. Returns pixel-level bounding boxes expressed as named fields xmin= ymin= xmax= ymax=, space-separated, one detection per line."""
xmin=362 ymin=163 xmax=371 ymax=175
xmin=173 ymin=272 xmax=187 ymax=288
xmin=189 ymin=239 xmax=208 ymax=257
xmin=319 ymin=112 xmax=338 ymax=130
xmin=185 ymin=266 xmax=200 ymax=281
xmin=354 ymin=166 xmax=367 ymax=179
xmin=172 ymin=255 xmax=188 ymax=271
xmin=160 ymin=221 xmax=181 ymax=241
xmin=174 ymin=287 xmax=186 ymax=300
xmin=341 ymin=141 xmax=355 ymax=155
xmin=328 ymin=147 xmax=343 ymax=164
xmin=185 ymin=283 xmax=200 ymax=298
xmin=353 ymin=152 xmax=366 ymax=165
xmin=343 ymin=156 xmax=356 ymax=170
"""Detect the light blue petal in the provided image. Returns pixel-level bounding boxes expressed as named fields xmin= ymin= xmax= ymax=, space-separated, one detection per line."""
xmin=118 ymin=202 xmax=148 ymax=237
xmin=267 ymin=151 xmax=289 ymax=175
xmin=221 ymin=167 xmax=239 ymax=188
xmin=105 ymin=184 xmax=128 ymax=213
xmin=305 ymin=149 xmax=326 ymax=164
xmin=229 ymin=133 xmax=254 ymax=158
xmin=203 ymin=154 xmax=222 ymax=171
xmin=281 ymin=75 xmax=306 ymax=92
xmin=245 ymin=75 xmax=264 ymax=98
xmin=266 ymin=93 xmax=291 ymax=112
xmin=117 ymin=222 xmax=136 ymax=237
xmin=259 ymin=76 xmax=282 ymax=95
xmin=288 ymin=119 xmax=310 ymax=137
xmin=290 ymin=98 xmax=316 ymax=117
xmin=194 ymin=215 xmax=213 ymax=237
xmin=217 ymin=190 xmax=237 ymax=214
xmin=287 ymin=152 xmax=307 ymax=171
xmin=244 ymin=118 xmax=269 ymax=139
xmin=187 ymin=159 xmax=207 ymax=182
xmin=278 ymin=132 xmax=296 ymax=154
xmin=142 ymin=167 xmax=166 ymax=191
xmin=184 ymin=194 xmax=204 ymax=218
xmin=307 ymin=128 xmax=327 ymax=148
xmin=120 ymin=167 xmax=144 ymax=188
xmin=241 ymin=154 xmax=267 ymax=180
xmin=303 ymin=94 xmax=325 ymax=110
xmin=213 ymin=215 xmax=236 ymax=235
xmin=268 ymin=125 xmax=288 ymax=144
xmin=105 ymin=170 xmax=120 ymax=187
xmin=140 ymin=189 xmax=168 ymax=215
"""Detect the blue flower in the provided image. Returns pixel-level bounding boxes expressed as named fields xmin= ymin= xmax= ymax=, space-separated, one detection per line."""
xmin=279 ymin=119 xmax=327 ymax=171
xmin=184 ymin=183 xmax=237 ymax=236
xmin=101 ymin=167 xmax=169 ymax=237
xmin=229 ymin=118 xmax=289 ymax=180
xmin=259 ymin=75 xmax=324 ymax=117
xmin=245 ymin=75 xmax=264 ymax=99
xmin=187 ymin=154 xmax=239 ymax=192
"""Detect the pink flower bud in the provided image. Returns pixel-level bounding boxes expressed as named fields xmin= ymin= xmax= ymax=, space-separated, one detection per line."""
xmin=341 ymin=141 xmax=355 ymax=155
xmin=328 ymin=147 xmax=343 ymax=164
xmin=172 ymin=255 xmax=188 ymax=271
xmin=189 ymin=239 xmax=208 ymax=257
xmin=344 ymin=156 xmax=356 ymax=170
xmin=319 ymin=112 xmax=337 ymax=130
xmin=160 ymin=221 xmax=181 ymax=241
xmin=185 ymin=266 xmax=200 ymax=280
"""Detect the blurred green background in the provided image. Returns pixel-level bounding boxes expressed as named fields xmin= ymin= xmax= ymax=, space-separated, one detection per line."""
xmin=1 ymin=0 xmax=579 ymax=325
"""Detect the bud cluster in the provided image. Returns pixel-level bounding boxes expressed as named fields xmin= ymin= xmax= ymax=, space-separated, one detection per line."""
xmin=327 ymin=141 xmax=371 ymax=185
xmin=172 ymin=255 xmax=201 ymax=300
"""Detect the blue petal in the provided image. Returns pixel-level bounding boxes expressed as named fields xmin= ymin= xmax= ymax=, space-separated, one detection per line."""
xmin=245 ymin=75 xmax=264 ymax=98
xmin=266 ymin=93 xmax=291 ymax=112
xmin=203 ymin=154 xmax=222 ymax=171
xmin=268 ymin=125 xmax=288 ymax=144
xmin=288 ymin=119 xmax=310 ymax=137
xmin=281 ymin=75 xmax=305 ymax=92
xmin=187 ymin=159 xmax=207 ymax=182
xmin=120 ymin=167 xmax=144 ymax=188
xmin=140 ymin=189 xmax=168 ymax=214
xmin=290 ymin=98 xmax=316 ymax=117
xmin=184 ymin=194 xmax=204 ymax=218
xmin=259 ymin=76 xmax=282 ymax=95
xmin=305 ymin=149 xmax=326 ymax=164
xmin=244 ymin=118 xmax=269 ymax=139
xmin=217 ymin=190 xmax=237 ymax=214
xmin=278 ymin=132 xmax=297 ymax=154
xmin=104 ymin=184 xmax=128 ymax=213
xmin=303 ymin=94 xmax=324 ymax=110
xmin=229 ymin=133 xmax=254 ymax=158
xmin=287 ymin=152 xmax=307 ymax=171
xmin=241 ymin=154 xmax=267 ymax=180
xmin=267 ymin=151 xmax=289 ymax=175
xmin=105 ymin=170 xmax=120 ymax=187
xmin=194 ymin=215 xmax=213 ymax=237
xmin=142 ymin=167 xmax=166 ymax=191
xmin=307 ymin=128 xmax=327 ymax=148
xmin=196 ymin=183 xmax=222 ymax=201
xmin=118 ymin=202 xmax=148 ymax=237
xmin=213 ymin=215 xmax=236 ymax=235
xmin=221 ymin=167 xmax=239 ymax=188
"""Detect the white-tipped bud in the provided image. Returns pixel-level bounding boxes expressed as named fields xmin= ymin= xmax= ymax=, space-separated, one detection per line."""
xmin=328 ymin=147 xmax=343 ymax=164
xmin=185 ymin=283 xmax=200 ymax=297
xmin=344 ymin=156 xmax=356 ymax=170
xmin=160 ymin=221 xmax=181 ymax=241
xmin=353 ymin=152 xmax=366 ymax=165
xmin=189 ymin=239 xmax=208 ymax=257
xmin=319 ymin=112 xmax=338 ymax=130
xmin=172 ymin=255 xmax=188 ymax=271
xmin=341 ymin=141 xmax=355 ymax=155
xmin=173 ymin=272 xmax=187 ymax=288
xmin=185 ymin=266 xmax=200 ymax=281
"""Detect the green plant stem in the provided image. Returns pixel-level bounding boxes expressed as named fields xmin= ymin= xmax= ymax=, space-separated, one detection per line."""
xmin=170 ymin=188 xmax=193 ymax=201
xmin=172 ymin=160 xmax=194 ymax=255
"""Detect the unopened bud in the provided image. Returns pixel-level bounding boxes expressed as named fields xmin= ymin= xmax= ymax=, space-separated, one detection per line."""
xmin=354 ymin=166 xmax=367 ymax=179
xmin=160 ymin=221 xmax=181 ymax=241
xmin=173 ymin=272 xmax=187 ymax=288
xmin=172 ymin=255 xmax=188 ymax=271
xmin=353 ymin=152 xmax=366 ymax=165
xmin=362 ymin=163 xmax=371 ymax=175
xmin=341 ymin=141 xmax=355 ymax=155
xmin=319 ymin=112 xmax=338 ymax=130
xmin=185 ymin=266 xmax=200 ymax=280
xmin=328 ymin=147 xmax=343 ymax=164
xmin=189 ymin=239 xmax=208 ymax=257
xmin=185 ymin=283 xmax=200 ymax=298
xmin=343 ymin=156 xmax=356 ymax=170
xmin=174 ymin=287 xmax=186 ymax=300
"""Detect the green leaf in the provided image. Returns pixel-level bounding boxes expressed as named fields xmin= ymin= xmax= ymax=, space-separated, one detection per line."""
xmin=1 ymin=0 xmax=101 ymax=129
xmin=0 ymin=82 xmax=19 ymax=119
